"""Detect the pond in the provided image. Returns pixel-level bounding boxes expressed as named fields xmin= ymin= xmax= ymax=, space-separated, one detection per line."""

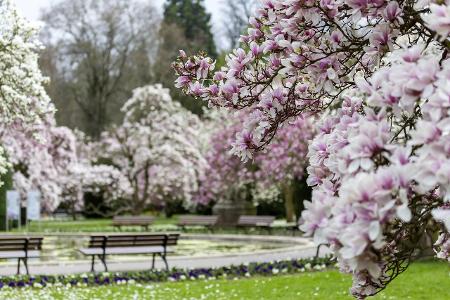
xmin=0 ymin=235 xmax=289 ymax=264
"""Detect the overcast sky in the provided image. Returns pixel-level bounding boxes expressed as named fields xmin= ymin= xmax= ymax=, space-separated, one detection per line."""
xmin=14 ymin=0 xmax=224 ymax=32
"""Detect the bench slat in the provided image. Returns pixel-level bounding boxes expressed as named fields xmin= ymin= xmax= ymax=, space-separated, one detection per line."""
xmin=80 ymin=246 xmax=174 ymax=256
xmin=0 ymin=237 xmax=43 ymax=252
xmin=87 ymin=234 xmax=180 ymax=249
xmin=0 ymin=250 xmax=41 ymax=259
xmin=178 ymin=215 xmax=218 ymax=226
xmin=237 ymin=216 xmax=275 ymax=226
xmin=112 ymin=216 xmax=155 ymax=227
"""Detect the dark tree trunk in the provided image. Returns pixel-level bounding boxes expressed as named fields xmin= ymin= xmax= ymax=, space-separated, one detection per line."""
xmin=283 ymin=182 xmax=296 ymax=222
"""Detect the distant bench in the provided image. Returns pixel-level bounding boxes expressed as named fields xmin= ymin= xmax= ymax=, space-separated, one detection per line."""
xmin=79 ymin=233 xmax=180 ymax=272
xmin=237 ymin=215 xmax=275 ymax=233
xmin=112 ymin=216 xmax=155 ymax=230
xmin=177 ymin=215 xmax=218 ymax=231
xmin=0 ymin=236 xmax=43 ymax=275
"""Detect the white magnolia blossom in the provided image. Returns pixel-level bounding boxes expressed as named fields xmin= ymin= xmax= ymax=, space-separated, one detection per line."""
xmin=0 ymin=0 xmax=54 ymax=184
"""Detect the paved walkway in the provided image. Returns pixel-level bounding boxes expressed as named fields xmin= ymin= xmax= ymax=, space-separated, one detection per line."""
xmin=0 ymin=234 xmax=330 ymax=276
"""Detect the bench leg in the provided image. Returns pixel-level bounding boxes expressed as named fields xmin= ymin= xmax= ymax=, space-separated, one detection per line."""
xmin=315 ymin=244 xmax=324 ymax=261
xmin=23 ymin=258 xmax=29 ymax=275
xmin=151 ymin=253 xmax=156 ymax=269
xmin=91 ymin=255 xmax=95 ymax=272
xmin=17 ymin=258 xmax=21 ymax=275
xmin=99 ymin=255 xmax=108 ymax=272
xmin=159 ymin=253 xmax=169 ymax=271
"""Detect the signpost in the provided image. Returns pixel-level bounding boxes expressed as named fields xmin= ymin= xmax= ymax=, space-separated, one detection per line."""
xmin=4 ymin=190 xmax=41 ymax=231
xmin=27 ymin=190 xmax=41 ymax=232
xmin=27 ymin=190 xmax=41 ymax=221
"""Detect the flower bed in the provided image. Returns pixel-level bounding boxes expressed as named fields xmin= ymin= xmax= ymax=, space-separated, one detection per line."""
xmin=0 ymin=257 xmax=333 ymax=290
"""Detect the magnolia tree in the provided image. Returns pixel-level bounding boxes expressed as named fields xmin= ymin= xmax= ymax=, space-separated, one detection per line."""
xmin=197 ymin=109 xmax=313 ymax=221
xmin=254 ymin=115 xmax=314 ymax=221
xmin=95 ymin=84 xmax=207 ymax=214
xmin=60 ymin=163 xmax=131 ymax=217
xmin=0 ymin=0 xmax=131 ymax=216
xmin=195 ymin=109 xmax=257 ymax=206
xmin=0 ymin=0 xmax=54 ymax=185
xmin=0 ymin=115 xmax=78 ymax=212
xmin=174 ymin=0 xmax=450 ymax=297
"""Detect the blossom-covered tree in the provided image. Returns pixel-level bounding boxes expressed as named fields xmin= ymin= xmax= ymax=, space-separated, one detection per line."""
xmin=60 ymin=163 xmax=131 ymax=217
xmin=96 ymin=84 xmax=207 ymax=214
xmin=1 ymin=115 xmax=78 ymax=212
xmin=195 ymin=109 xmax=257 ymax=208
xmin=254 ymin=115 xmax=314 ymax=221
xmin=174 ymin=0 xmax=450 ymax=297
xmin=197 ymin=110 xmax=313 ymax=222
xmin=0 ymin=0 xmax=54 ymax=185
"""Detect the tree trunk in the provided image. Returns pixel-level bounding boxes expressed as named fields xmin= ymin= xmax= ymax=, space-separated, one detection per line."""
xmin=283 ymin=182 xmax=296 ymax=222
xmin=71 ymin=200 xmax=77 ymax=221
xmin=0 ymin=168 xmax=13 ymax=230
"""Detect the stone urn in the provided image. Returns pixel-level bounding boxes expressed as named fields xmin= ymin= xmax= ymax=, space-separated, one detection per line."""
xmin=212 ymin=188 xmax=256 ymax=227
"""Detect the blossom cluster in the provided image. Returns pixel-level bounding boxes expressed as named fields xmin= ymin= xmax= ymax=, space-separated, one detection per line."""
xmin=0 ymin=0 xmax=53 ymax=125
xmin=173 ymin=0 xmax=431 ymax=156
xmin=174 ymin=0 xmax=450 ymax=297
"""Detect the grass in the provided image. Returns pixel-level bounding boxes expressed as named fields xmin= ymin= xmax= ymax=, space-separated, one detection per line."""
xmin=0 ymin=261 xmax=447 ymax=299
xmin=11 ymin=217 xmax=179 ymax=233
xmin=9 ymin=217 xmax=295 ymax=235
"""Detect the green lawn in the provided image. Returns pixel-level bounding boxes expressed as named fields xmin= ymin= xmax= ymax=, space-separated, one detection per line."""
xmin=12 ymin=217 xmax=179 ymax=233
xmin=10 ymin=217 xmax=294 ymax=235
xmin=0 ymin=261 xmax=447 ymax=299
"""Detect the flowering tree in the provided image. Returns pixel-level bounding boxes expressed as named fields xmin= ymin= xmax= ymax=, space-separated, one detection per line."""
xmin=1 ymin=116 xmax=78 ymax=213
xmin=198 ymin=110 xmax=313 ymax=222
xmin=0 ymin=0 xmax=54 ymax=185
xmin=96 ymin=84 xmax=207 ymax=214
xmin=174 ymin=0 xmax=450 ymax=297
xmin=254 ymin=115 xmax=314 ymax=221
xmin=195 ymin=109 xmax=256 ymax=206
xmin=59 ymin=163 xmax=131 ymax=217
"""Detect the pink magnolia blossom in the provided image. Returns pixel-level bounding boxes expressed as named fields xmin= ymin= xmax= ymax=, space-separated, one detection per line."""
xmin=174 ymin=0 xmax=450 ymax=297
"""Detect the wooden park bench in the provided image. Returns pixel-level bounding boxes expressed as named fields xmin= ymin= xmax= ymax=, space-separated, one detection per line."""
xmin=177 ymin=215 xmax=218 ymax=232
xmin=79 ymin=233 xmax=180 ymax=272
xmin=0 ymin=236 xmax=43 ymax=275
xmin=237 ymin=215 xmax=276 ymax=233
xmin=112 ymin=216 xmax=155 ymax=231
